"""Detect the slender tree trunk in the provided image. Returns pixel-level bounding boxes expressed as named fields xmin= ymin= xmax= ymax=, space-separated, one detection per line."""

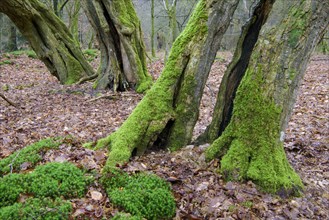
xmin=81 ymin=0 xmax=152 ymax=92
xmin=163 ymin=0 xmax=178 ymax=60
xmin=0 ymin=0 xmax=95 ymax=84
xmin=85 ymin=0 xmax=239 ymax=169
xmin=67 ymin=0 xmax=81 ymax=43
xmin=151 ymin=0 xmax=156 ymax=57
xmin=205 ymin=0 xmax=329 ymax=196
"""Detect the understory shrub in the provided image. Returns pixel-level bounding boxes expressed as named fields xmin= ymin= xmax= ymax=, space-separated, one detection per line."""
xmin=0 ymin=137 xmax=62 ymax=175
xmin=102 ymin=169 xmax=176 ymax=220
xmin=0 ymin=197 xmax=72 ymax=220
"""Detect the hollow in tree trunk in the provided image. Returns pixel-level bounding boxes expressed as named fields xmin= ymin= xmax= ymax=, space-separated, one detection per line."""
xmin=205 ymin=0 xmax=329 ymax=196
xmin=0 ymin=0 xmax=94 ymax=84
xmin=81 ymin=0 xmax=152 ymax=92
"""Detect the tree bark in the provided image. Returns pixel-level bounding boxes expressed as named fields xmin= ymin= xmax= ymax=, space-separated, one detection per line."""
xmin=85 ymin=0 xmax=239 ymax=168
xmin=0 ymin=0 xmax=94 ymax=84
xmin=197 ymin=0 xmax=275 ymax=143
xmin=205 ymin=0 xmax=329 ymax=196
xmin=81 ymin=0 xmax=152 ymax=92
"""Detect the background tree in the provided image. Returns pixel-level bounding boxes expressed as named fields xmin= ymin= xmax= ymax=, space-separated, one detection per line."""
xmin=86 ymin=0 xmax=239 ymax=167
xmin=0 ymin=0 xmax=94 ymax=84
xmin=205 ymin=0 xmax=329 ymax=196
xmin=81 ymin=0 xmax=152 ymax=92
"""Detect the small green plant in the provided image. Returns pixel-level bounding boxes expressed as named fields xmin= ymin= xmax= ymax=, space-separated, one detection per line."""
xmin=26 ymin=50 xmax=37 ymax=58
xmin=241 ymin=201 xmax=253 ymax=208
xmin=83 ymin=49 xmax=98 ymax=61
xmin=1 ymin=84 xmax=10 ymax=91
xmin=0 ymin=197 xmax=72 ymax=220
xmin=0 ymin=60 xmax=13 ymax=65
xmin=10 ymin=50 xmax=25 ymax=56
xmin=28 ymin=162 xmax=87 ymax=198
xmin=228 ymin=204 xmax=237 ymax=212
xmin=0 ymin=137 xmax=62 ymax=175
xmin=102 ymin=169 xmax=176 ymax=220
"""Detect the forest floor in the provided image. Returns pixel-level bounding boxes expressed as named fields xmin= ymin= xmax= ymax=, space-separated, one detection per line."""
xmin=0 ymin=52 xmax=328 ymax=219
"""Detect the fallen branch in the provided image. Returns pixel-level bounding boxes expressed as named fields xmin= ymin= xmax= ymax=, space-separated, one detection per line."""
xmin=0 ymin=92 xmax=19 ymax=108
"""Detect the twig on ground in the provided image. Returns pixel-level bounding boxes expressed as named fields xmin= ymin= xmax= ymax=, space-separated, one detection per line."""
xmin=0 ymin=92 xmax=20 ymax=108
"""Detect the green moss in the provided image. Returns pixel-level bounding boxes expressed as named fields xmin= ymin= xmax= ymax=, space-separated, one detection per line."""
xmin=0 ymin=137 xmax=62 ymax=175
xmin=241 ymin=201 xmax=253 ymax=208
xmin=288 ymin=29 xmax=303 ymax=48
xmin=206 ymin=66 xmax=303 ymax=196
xmin=287 ymin=1 xmax=308 ymax=48
xmin=112 ymin=212 xmax=142 ymax=220
xmin=102 ymin=169 xmax=176 ymax=220
xmin=135 ymin=75 xmax=153 ymax=93
xmin=26 ymin=50 xmax=37 ymax=58
xmin=0 ymin=197 xmax=72 ymax=220
xmin=83 ymin=49 xmax=99 ymax=61
xmin=27 ymin=162 xmax=87 ymax=198
xmin=0 ymin=174 xmax=26 ymax=207
xmin=112 ymin=0 xmax=139 ymax=29
xmin=0 ymin=162 xmax=87 ymax=209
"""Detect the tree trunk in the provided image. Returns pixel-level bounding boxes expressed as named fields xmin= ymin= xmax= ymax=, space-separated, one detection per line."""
xmin=7 ymin=21 xmax=18 ymax=51
xmin=163 ymin=0 xmax=178 ymax=61
xmin=205 ymin=0 xmax=329 ymax=196
xmin=197 ymin=0 xmax=275 ymax=143
xmin=151 ymin=0 xmax=156 ymax=57
xmin=85 ymin=0 xmax=239 ymax=168
xmin=81 ymin=0 xmax=152 ymax=93
xmin=0 ymin=0 xmax=94 ymax=84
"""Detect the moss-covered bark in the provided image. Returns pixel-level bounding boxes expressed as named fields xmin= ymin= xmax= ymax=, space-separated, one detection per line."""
xmin=85 ymin=0 xmax=239 ymax=168
xmin=0 ymin=0 xmax=95 ymax=84
xmin=205 ymin=0 xmax=329 ymax=196
xmin=81 ymin=0 xmax=152 ymax=92
xmin=197 ymin=0 xmax=275 ymax=143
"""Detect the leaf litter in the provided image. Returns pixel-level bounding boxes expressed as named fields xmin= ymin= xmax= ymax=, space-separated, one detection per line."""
xmin=0 ymin=52 xmax=328 ymax=219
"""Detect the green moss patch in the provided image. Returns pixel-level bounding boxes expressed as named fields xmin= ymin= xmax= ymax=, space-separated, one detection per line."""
xmin=0 ymin=162 xmax=87 ymax=209
xmin=112 ymin=212 xmax=142 ymax=220
xmin=0 ymin=138 xmax=62 ymax=175
xmin=0 ymin=173 xmax=26 ymax=207
xmin=0 ymin=197 xmax=72 ymax=220
xmin=102 ymin=169 xmax=176 ymax=220
xmin=27 ymin=162 xmax=87 ymax=199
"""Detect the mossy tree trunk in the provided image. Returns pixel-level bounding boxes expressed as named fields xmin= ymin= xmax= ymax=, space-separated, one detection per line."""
xmin=0 ymin=0 xmax=95 ymax=84
xmin=85 ymin=0 xmax=239 ymax=168
xmin=81 ymin=0 xmax=152 ymax=92
xmin=197 ymin=0 xmax=276 ymax=143
xmin=205 ymin=0 xmax=329 ymax=196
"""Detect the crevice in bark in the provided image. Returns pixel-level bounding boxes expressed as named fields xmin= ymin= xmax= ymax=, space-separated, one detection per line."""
xmin=218 ymin=0 xmax=275 ymax=136
xmin=198 ymin=0 xmax=275 ymax=143
xmin=100 ymin=1 xmax=124 ymax=75
xmin=172 ymin=56 xmax=190 ymax=108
